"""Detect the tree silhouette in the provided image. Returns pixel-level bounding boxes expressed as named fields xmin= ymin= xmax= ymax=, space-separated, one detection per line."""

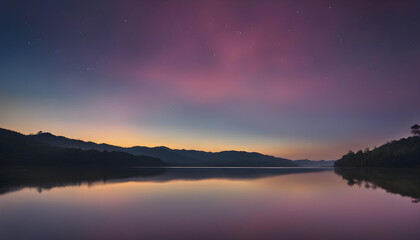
xmin=411 ymin=124 xmax=420 ymax=136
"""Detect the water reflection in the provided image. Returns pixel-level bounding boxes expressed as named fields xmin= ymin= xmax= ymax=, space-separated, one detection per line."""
xmin=2 ymin=167 xmax=420 ymax=204
xmin=334 ymin=168 xmax=420 ymax=203
xmin=0 ymin=167 xmax=165 ymax=195
xmin=1 ymin=167 xmax=419 ymax=240
xmin=0 ymin=167 xmax=331 ymax=195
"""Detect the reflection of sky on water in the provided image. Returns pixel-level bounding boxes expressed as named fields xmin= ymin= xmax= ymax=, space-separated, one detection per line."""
xmin=0 ymin=169 xmax=419 ymax=240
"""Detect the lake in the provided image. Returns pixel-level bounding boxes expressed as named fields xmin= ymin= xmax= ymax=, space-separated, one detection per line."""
xmin=0 ymin=167 xmax=419 ymax=240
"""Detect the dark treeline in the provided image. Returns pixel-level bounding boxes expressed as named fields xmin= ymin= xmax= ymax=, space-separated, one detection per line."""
xmin=0 ymin=128 xmax=166 ymax=167
xmin=334 ymin=136 xmax=420 ymax=168
xmin=335 ymin=168 xmax=420 ymax=202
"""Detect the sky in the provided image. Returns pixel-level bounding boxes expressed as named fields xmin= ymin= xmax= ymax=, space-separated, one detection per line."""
xmin=1 ymin=0 xmax=420 ymax=160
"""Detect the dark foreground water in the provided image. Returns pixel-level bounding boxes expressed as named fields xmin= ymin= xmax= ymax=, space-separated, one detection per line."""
xmin=0 ymin=167 xmax=419 ymax=240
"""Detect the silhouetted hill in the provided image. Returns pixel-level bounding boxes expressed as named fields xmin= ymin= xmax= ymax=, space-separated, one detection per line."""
xmin=294 ymin=159 xmax=335 ymax=167
xmin=21 ymin=129 xmax=299 ymax=167
xmin=26 ymin=132 xmax=202 ymax=164
xmin=127 ymin=146 xmax=200 ymax=165
xmin=0 ymin=128 xmax=166 ymax=167
xmin=334 ymin=136 xmax=420 ymax=168
xmin=173 ymin=149 xmax=298 ymax=166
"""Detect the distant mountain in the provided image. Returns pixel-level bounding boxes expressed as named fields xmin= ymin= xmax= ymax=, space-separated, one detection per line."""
xmin=23 ymin=132 xmax=198 ymax=164
xmin=172 ymin=149 xmax=298 ymax=167
xmin=21 ymin=129 xmax=299 ymax=167
xmin=294 ymin=159 xmax=335 ymax=167
xmin=334 ymin=136 xmax=420 ymax=168
xmin=0 ymin=128 xmax=166 ymax=167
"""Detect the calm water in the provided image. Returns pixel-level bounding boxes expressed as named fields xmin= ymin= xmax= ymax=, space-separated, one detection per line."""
xmin=0 ymin=167 xmax=419 ymax=240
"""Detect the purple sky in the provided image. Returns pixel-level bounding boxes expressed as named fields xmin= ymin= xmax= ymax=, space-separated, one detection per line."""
xmin=1 ymin=0 xmax=419 ymax=159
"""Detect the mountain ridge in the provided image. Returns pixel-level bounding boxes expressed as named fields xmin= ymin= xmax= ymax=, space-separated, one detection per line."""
xmin=0 ymin=128 xmax=166 ymax=167
xmin=2 ymin=127 xmax=334 ymax=167
xmin=25 ymin=129 xmax=299 ymax=167
xmin=295 ymin=159 xmax=335 ymax=167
